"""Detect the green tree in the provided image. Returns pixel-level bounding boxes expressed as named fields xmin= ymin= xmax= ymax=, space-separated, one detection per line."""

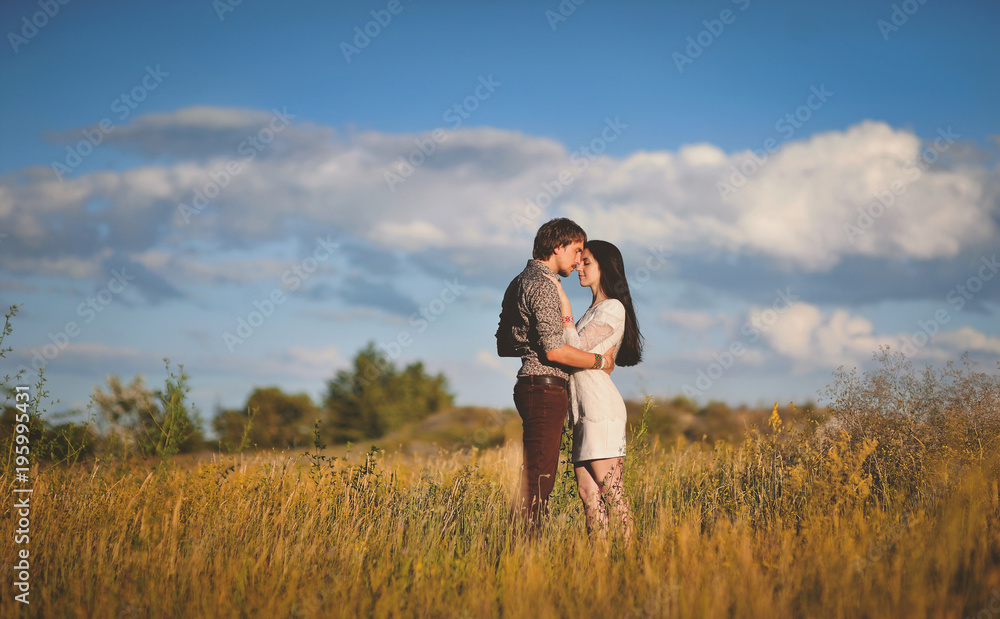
xmin=151 ymin=363 xmax=204 ymax=457
xmin=91 ymin=374 xmax=157 ymax=450
xmin=0 ymin=407 xmax=99 ymax=464
xmin=213 ymin=387 xmax=319 ymax=451
xmin=90 ymin=361 xmax=204 ymax=458
xmin=2 ymin=305 xmax=96 ymax=465
xmin=324 ymin=342 xmax=453 ymax=442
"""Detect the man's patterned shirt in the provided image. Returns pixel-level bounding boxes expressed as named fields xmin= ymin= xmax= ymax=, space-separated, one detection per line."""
xmin=496 ymin=259 xmax=568 ymax=379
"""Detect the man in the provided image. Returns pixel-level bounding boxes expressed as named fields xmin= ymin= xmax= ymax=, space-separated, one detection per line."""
xmin=496 ymin=217 xmax=615 ymax=530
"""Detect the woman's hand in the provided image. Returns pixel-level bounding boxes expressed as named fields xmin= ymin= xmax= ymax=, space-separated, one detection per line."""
xmin=542 ymin=273 xmax=572 ymax=321
xmin=602 ymin=345 xmax=615 ymax=375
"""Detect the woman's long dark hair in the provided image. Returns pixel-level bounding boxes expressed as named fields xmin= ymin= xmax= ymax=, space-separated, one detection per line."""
xmin=585 ymin=240 xmax=643 ymax=367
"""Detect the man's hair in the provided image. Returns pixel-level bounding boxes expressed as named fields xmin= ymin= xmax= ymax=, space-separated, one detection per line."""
xmin=532 ymin=218 xmax=587 ymax=260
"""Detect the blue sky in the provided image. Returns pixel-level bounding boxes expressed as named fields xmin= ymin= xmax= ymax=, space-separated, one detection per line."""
xmin=2 ymin=0 xmax=998 ymax=430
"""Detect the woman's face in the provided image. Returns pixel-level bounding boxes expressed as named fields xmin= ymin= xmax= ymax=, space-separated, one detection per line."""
xmin=577 ymin=248 xmax=601 ymax=289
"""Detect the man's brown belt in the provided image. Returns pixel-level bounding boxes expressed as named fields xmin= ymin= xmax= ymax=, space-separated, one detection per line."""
xmin=516 ymin=375 xmax=568 ymax=389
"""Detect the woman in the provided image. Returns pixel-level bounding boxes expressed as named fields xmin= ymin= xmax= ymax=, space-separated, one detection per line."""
xmin=543 ymin=240 xmax=644 ymax=537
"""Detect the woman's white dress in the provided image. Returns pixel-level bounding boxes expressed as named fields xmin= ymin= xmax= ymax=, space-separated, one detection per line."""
xmin=562 ymin=299 xmax=627 ymax=463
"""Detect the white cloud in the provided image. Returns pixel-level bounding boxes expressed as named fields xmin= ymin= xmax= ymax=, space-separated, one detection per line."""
xmin=133 ymin=249 xmax=338 ymax=287
xmin=660 ymin=310 xmax=731 ymax=332
xmin=676 ymin=347 xmax=768 ymax=367
xmin=475 ymin=349 xmax=514 ymax=375
xmin=3 ymin=109 xmax=997 ymax=296
xmin=285 ymin=345 xmax=346 ymax=374
xmin=9 ymin=341 xmax=166 ymax=377
xmin=757 ymin=304 xmax=894 ymax=371
xmin=372 ymin=220 xmax=448 ymax=250
xmin=679 ymin=143 xmax=727 ymax=167
xmin=1 ymin=249 xmax=113 ymax=279
xmin=935 ymin=326 xmax=1000 ymax=355
xmin=198 ymin=344 xmax=346 ymax=382
xmin=569 ymin=121 xmax=998 ymax=271
xmin=115 ymin=105 xmax=277 ymax=131
xmin=755 ymin=302 xmax=1000 ymax=371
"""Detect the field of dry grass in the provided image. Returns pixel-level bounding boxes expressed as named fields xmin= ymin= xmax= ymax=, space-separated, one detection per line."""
xmin=2 ymin=325 xmax=999 ymax=618
xmin=2 ymin=393 xmax=999 ymax=618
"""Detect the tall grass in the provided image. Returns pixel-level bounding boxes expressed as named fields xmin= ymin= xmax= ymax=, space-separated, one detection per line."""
xmin=1 ymin=350 xmax=998 ymax=617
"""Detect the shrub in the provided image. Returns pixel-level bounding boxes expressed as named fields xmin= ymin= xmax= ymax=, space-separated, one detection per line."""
xmin=324 ymin=342 xmax=454 ymax=442
xmin=90 ymin=361 xmax=205 ymax=459
xmin=214 ymin=387 xmax=320 ymax=451
xmin=822 ymin=346 xmax=1000 ymax=502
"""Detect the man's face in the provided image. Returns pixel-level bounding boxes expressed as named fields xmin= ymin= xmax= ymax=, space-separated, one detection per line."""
xmin=553 ymin=241 xmax=584 ymax=277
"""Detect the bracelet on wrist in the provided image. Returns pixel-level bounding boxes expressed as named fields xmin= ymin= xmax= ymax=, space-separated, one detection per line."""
xmin=563 ymin=315 xmax=574 ymax=323
xmin=592 ymin=353 xmax=603 ymax=369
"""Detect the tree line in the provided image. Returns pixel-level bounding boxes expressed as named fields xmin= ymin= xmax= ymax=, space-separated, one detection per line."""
xmin=214 ymin=342 xmax=453 ymax=450
xmin=1 ymin=312 xmax=453 ymax=462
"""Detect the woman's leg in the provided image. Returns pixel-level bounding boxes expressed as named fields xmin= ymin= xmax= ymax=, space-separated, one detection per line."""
xmin=574 ymin=463 xmax=607 ymax=534
xmin=587 ymin=457 xmax=633 ymax=538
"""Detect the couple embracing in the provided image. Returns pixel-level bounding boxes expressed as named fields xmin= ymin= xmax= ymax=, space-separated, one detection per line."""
xmin=496 ymin=217 xmax=644 ymax=536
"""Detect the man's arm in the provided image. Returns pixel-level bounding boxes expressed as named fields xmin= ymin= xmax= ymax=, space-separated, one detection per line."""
xmin=546 ymin=344 xmax=616 ymax=374
xmin=542 ymin=273 xmax=615 ymax=374
xmin=530 ymin=278 xmax=615 ymax=373
xmin=495 ymin=279 xmax=520 ymax=357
